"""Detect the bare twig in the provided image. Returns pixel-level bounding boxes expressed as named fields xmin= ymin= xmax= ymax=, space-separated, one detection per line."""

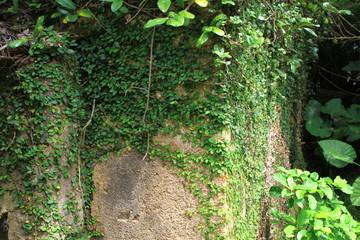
xmin=320 ymin=66 xmax=360 ymax=82
xmin=319 ymin=72 xmax=360 ymax=96
xmin=141 ymin=27 xmax=155 ymax=161
xmin=126 ymin=0 xmax=148 ymax=24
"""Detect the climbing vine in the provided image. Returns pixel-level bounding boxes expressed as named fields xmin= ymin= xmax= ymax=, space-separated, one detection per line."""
xmin=0 ymin=0 xmax=354 ymax=239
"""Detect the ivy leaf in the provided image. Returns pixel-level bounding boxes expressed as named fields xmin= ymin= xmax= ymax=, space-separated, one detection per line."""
xmin=157 ymin=0 xmax=171 ymax=12
xmin=111 ymin=0 xmax=123 ymax=12
xmin=56 ymin=0 xmax=76 ymax=10
xmin=211 ymin=13 xmax=228 ymax=26
xmin=273 ymin=172 xmax=288 ymax=187
xmin=144 ymin=18 xmax=167 ymax=28
xmin=350 ymin=177 xmax=360 ymax=206
xmin=66 ymin=14 xmax=78 ymax=22
xmin=33 ymin=16 xmax=45 ymax=37
xmin=8 ymin=38 xmax=28 ymax=48
xmin=318 ymin=140 xmax=357 ymax=168
xmin=195 ymin=0 xmax=208 ymax=7
xmin=77 ymin=9 xmax=92 ymax=18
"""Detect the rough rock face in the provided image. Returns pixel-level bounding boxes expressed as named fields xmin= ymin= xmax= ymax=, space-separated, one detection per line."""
xmin=91 ymin=150 xmax=203 ymax=240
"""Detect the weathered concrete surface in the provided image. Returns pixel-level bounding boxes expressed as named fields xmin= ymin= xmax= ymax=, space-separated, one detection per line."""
xmin=92 ymin=150 xmax=203 ymax=240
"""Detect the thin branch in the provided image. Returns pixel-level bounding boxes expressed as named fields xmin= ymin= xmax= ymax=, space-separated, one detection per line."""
xmin=141 ymin=27 xmax=156 ymax=161
xmin=81 ymin=99 xmax=96 ymax=132
xmin=319 ymin=72 xmax=360 ymax=96
xmin=320 ymin=66 xmax=360 ymax=82
xmin=126 ymin=0 xmax=148 ymax=24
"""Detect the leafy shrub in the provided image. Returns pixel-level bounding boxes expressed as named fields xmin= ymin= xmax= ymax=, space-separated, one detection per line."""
xmin=270 ymin=167 xmax=360 ymax=239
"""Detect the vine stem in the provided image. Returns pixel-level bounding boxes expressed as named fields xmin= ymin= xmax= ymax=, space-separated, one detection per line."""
xmin=142 ymin=27 xmax=155 ymax=161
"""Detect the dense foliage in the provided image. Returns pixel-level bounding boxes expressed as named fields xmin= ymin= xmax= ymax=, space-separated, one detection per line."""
xmin=1 ymin=0 xmax=358 ymax=239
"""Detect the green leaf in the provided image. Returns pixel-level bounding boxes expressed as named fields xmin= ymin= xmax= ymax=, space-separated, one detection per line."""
xmin=297 ymin=208 xmax=313 ymax=227
xmin=318 ymin=140 xmax=357 ymax=168
xmin=166 ymin=14 xmax=185 ymax=27
xmin=350 ymin=177 xmax=360 ymax=206
xmin=342 ymin=60 xmax=360 ymax=71
xmin=8 ymin=38 xmax=28 ymax=48
xmin=305 ymin=99 xmax=322 ymax=120
xmin=56 ymin=0 xmax=76 ymax=10
xmin=196 ymin=31 xmax=210 ymax=48
xmin=321 ymin=185 xmax=333 ymax=199
xmin=338 ymin=10 xmax=352 ymax=15
xmin=178 ymin=10 xmax=195 ymax=19
xmin=303 ymin=27 xmax=317 ymax=37
xmin=157 ymin=0 xmax=171 ymax=12
xmin=297 ymin=229 xmax=308 ymax=240
xmin=295 ymin=21 xmax=317 ymax=28
xmin=111 ymin=0 xmax=123 ymax=12
xmin=144 ymin=18 xmax=167 ymax=28
xmin=284 ymin=225 xmax=296 ymax=238
xmin=308 ymin=195 xmax=317 ymax=209
xmin=66 ymin=14 xmax=78 ymax=22
xmin=195 ymin=0 xmax=208 ymax=7
xmin=334 ymin=176 xmax=352 ymax=194
xmin=273 ymin=172 xmax=288 ymax=187
xmin=33 ymin=15 xmax=45 ymax=37
xmin=211 ymin=13 xmax=228 ymax=26
xmin=221 ymin=0 xmax=235 ymax=5
xmin=210 ymin=26 xmax=225 ymax=36
xmin=269 ymin=186 xmax=282 ymax=197
xmin=321 ymin=98 xmax=347 ymax=117
xmin=305 ymin=117 xmax=332 ymax=138
xmin=77 ymin=9 xmax=92 ymax=18
xmin=347 ymin=104 xmax=360 ymax=122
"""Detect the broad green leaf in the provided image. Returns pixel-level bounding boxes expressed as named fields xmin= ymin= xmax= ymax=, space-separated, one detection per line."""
xmin=245 ymin=35 xmax=265 ymax=48
xmin=144 ymin=18 xmax=167 ymax=28
xmin=297 ymin=208 xmax=313 ymax=227
xmin=308 ymin=195 xmax=317 ymax=209
xmin=334 ymin=176 xmax=352 ymax=194
xmin=313 ymin=218 xmax=323 ymax=230
xmin=195 ymin=0 xmax=208 ymax=7
xmin=305 ymin=117 xmax=332 ymax=138
xmin=56 ymin=0 xmax=76 ymax=10
xmin=350 ymin=177 xmax=360 ymax=206
xmin=322 ymin=2 xmax=338 ymax=12
xmin=269 ymin=186 xmax=282 ymax=197
xmin=111 ymin=0 xmax=123 ymax=12
xmin=297 ymin=229 xmax=308 ymax=240
xmin=51 ymin=12 xmax=61 ymax=18
xmin=8 ymin=38 xmax=28 ymax=48
xmin=178 ymin=10 xmax=195 ymax=19
xmin=77 ymin=9 xmax=92 ymax=18
xmin=157 ymin=0 xmax=171 ymax=12
xmin=321 ymin=98 xmax=347 ymax=117
xmin=196 ymin=31 xmax=210 ymax=48
xmin=296 ymin=190 xmax=305 ymax=199
xmin=321 ymin=185 xmax=333 ymax=199
xmin=342 ymin=60 xmax=360 ymax=71
xmin=347 ymin=104 xmax=360 ymax=122
xmin=318 ymin=140 xmax=357 ymax=168
xmin=304 ymin=99 xmax=322 ymax=120
xmin=303 ymin=27 xmax=317 ymax=37
xmin=273 ymin=172 xmax=288 ymax=187
xmin=287 ymin=177 xmax=296 ymax=188
xmin=166 ymin=14 xmax=185 ymax=27
xmin=58 ymin=7 xmax=70 ymax=14
xmin=284 ymin=225 xmax=296 ymax=238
